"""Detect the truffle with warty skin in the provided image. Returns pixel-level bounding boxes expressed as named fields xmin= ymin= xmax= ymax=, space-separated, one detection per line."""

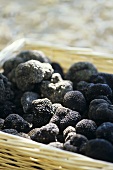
xmin=31 ymin=98 xmax=54 ymax=128
xmin=0 ymin=73 xmax=14 ymax=102
xmin=21 ymin=91 xmax=40 ymax=113
xmin=29 ymin=123 xmax=59 ymax=144
xmin=63 ymin=126 xmax=76 ymax=139
xmin=40 ymin=73 xmax=73 ymax=103
xmin=75 ymin=119 xmax=97 ymax=139
xmin=15 ymin=60 xmax=53 ymax=91
xmin=88 ymin=99 xmax=113 ymax=124
xmin=84 ymin=139 xmax=113 ymax=162
xmin=3 ymin=114 xmax=32 ymax=133
xmin=50 ymin=106 xmax=81 ymax=131
xmin=65 ymin=62 xmax=98 ymax=88
xmin=96 ymin=122 xmax=113 ymax=144
xmin=63 ymin=90 xmax=87 ymax=114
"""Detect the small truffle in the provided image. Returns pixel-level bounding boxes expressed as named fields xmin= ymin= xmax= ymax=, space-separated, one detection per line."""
xmin=29 ymin=123 xmax=59 ymax=144
xmin=63 ymin=126 xmax=76 ymax=139
xmin=3 ymin=114 xmax=31 ymax=133
xmin=31 ymin=98 xmax=54 ymax=127
xmin=63 ymin=90 xmax=87 ymax=114
xmin=96 ymin=122 xmax=113 ymax=144
xmin=65 ymin=62 xmax=98 ymax=88
xmin=84 ymin=139 xmax=113 ymax=162
xmin=75 ymin=119 xmax=97 ymax=139
xmin=21 ymin=91 xmax=40 ymax=113
xmin=52 ymin=103 xmax=62 ymax=113
xmin=50 ymin=106 xmax=81 ymax=131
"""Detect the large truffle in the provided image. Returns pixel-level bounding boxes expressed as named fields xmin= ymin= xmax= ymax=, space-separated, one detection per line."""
xmin=75 ymin=119 xmax=97 ymax=139
xmin=15 ymin=60 xmax=53 ymax=91
xmin=63 ymin=90 xmax=87 ymax=114
xmin=31 ymin=98 xmax=54 ymax=128
xmin=29 ymin=123 xmax=59 ymax=144
xmin=84 ymin=139 xmax=113 ymax=162
xmin=65 ymin=62 xmax=98 ymax=88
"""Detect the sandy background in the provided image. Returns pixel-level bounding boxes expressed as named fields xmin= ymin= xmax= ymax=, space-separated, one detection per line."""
xmin=0 ymin=0 xmax=113 ymax=53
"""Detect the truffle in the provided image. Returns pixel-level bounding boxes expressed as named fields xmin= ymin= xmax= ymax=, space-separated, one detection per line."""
xmin=29 ymin=123 xmax=59 ymax=144
xmin=63 ymin=90 xmax=87 ymax=114
xmin=3 ymin=114 xmax=31 ymax=133
xmin=63 ymin=126 xmax=76 ymax=139
xmin=0 ymin=73 xmax=14 ymax=102
xmin=75 ymin=119 xmax=97 ymax=139
xmin=88 ymin=99 xmax=113 ymax=124
xmin=40 ymin=73 xmax=73 ymax=103
xmin=65 ymin=62 xmax=98 ymax=88
xmin=21 ymin=91 xmax=40 ymax=113
xmin=50 ymin=106 xmax=81 ymax=131
xmin=84 ymin=139 xmax=113 ymax=162
xmin=31 ymin=98 xmax=54 ymax=128
xmin=96 ymin=122 xmax=113 ymax=144
xmin=0 ymin=118 xmax=4 ymax=130
xmin=51 ymin=62 xmax=64 ymax=78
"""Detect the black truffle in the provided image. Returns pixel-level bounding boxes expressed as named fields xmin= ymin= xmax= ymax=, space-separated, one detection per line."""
xmin=31 ymin=98 xmax=54 ymax=128
xmin=63 ymin=90 xmax=87 ymax=114
xmin=96 ymin=122 xmax=113 ymax=144
xmin=65 ymin=62 xmax=98 ymax=88
xmin=0 ymin=118 xmax=4 ymax=130
xmin=86 ymin=83 xmax=112 ymax=102
xmin=88 ymin=99 xmax=113 ymax=124
xmin=3 ymin=114 xmax=31 ymax=133
xmin=50 ymin=106 xmax=81 ymax=131
xmin=21 ymin=91 xmax=40 ymax=113
xmin=29 ymin=123 xmax=59 ymax=144
xmin=75 ymin=119 xmax=97 ymax=139
xmin=0 ymin=73 xmax=14 ymax=102
xmin=84 ymin=139 xmax=113 ymax=162
xmin=63 ymin=126 xmax=76 ymax=139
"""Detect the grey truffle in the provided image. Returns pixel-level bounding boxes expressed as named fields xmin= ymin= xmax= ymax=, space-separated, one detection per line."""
xmin=41 ymin=73 xmax=73 ymax=103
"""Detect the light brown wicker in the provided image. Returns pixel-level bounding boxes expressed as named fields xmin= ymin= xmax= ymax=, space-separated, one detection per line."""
xmin=0 ymin=38 xmax=113 ymax=170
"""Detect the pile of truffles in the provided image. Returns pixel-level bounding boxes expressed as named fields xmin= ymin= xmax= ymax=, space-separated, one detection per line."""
xmin=1 ymin=50 xmax=113 ymax=163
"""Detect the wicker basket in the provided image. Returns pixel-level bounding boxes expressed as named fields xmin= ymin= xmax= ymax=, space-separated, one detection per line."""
xmin=0 ymin=38 xmax=113 ymax=170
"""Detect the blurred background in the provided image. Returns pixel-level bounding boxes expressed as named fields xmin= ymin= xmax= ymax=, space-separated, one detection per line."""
xmin=0 ymin=0 xmax=113 ymax=53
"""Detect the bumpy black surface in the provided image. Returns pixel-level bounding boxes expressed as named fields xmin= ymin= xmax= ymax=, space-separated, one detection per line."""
xmin=96 ymin=122 xmax=113 ymax=144
xmin=63 ymin=90 xmax=87 ymax=114
xmin=63 ymin=126 xmax=76 ymax=139
xmin=3 ymin=114 xmax=31 ymax=133
xmin=29 ymin=123 xmax=59 ymax=144
xmin=75 ymin=119 xmax=97 ymax=139
xmin=50 ymin=106 xmax=81 ymax=131
xmin=21 ymin=91 xmax=40 ymax=113
xmin=88 ymin=99 xmax=113 ymax=124
xmin=0 ymin=73 xmax=14 ymax=102
xmin=86 ymin=83 xmax=112 ymax=102
xmin=65 ymin=62 xmax=98 ymax=88
xmin=99 ymin=72 xmax=113 ymax=90
xmin=0 ymin=101 xmax=16 ymax=119
xmin=84 ymin=139 xmax=113 ymax=162
xmin=89 ymin=74 xmax=106 ymax=84
xmin=31 ymin=98 xmax=54 ymax=128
